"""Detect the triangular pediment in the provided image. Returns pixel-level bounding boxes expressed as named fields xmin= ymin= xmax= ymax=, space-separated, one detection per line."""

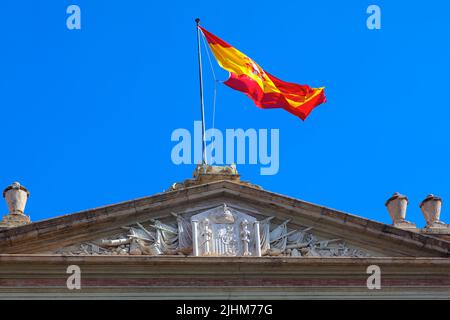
xmin=1 ymin=180 xmax=449 ymax=258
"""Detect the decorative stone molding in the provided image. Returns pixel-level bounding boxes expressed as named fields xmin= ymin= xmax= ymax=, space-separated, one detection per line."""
xmin=54 ymin=204 xmax=369 ymax=258
xmin=0 ymin=182 xmax=31 ymax=229
xmin=420 ymin=194 xmax=449 ymax=230
xmin=168 ymin=164 xmax=262 ymax=191
xmin=385 ymin=192 xmax=416 ymax=229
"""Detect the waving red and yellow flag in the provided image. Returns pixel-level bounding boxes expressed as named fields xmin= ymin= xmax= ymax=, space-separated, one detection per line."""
xmin=199 ymin=26 xmax=326 ymax=120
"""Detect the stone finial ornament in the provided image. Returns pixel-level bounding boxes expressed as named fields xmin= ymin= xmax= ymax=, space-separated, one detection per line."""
xmin=167 ymin=164 xmax=262 ymax=191
xmin=3 ymin=182 xmax=30 ymax=215
xmin=420 ymin=194 xmax=448 ymax=229
xmin=385 ymin=192 xmax=416 ymax=229
xmin=0 ymin=182 xmax=31 ymax=228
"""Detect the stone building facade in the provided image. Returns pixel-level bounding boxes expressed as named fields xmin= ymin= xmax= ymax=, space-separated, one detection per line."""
xmin=0 ymin=165 xmax=449 ymax=299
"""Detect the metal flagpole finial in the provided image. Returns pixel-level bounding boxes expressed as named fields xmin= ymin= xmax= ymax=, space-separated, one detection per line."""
xmin=195 ymin=18 xmax=200 ymax=25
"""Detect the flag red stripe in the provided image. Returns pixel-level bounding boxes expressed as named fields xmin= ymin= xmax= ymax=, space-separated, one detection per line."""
xmin=198 ymin=26 xmax=232 ymax=48
xmin=224 ymin=73 xmax=325 ymax=120
xmin=266 ymin=73 xmax=315 ymax=100
xmin=278 ymin=90 xmax=326 ymax=120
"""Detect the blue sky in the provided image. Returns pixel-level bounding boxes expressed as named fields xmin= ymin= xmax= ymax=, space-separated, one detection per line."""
xmin=0 ymin=1 xmax=449 ymax=227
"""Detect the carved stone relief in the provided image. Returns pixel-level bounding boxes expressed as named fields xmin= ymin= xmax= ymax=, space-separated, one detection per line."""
xmin=191 ymin=204 xmax=260 ymax=257
xmin=54 ymin=204 xmax=369 ymax=258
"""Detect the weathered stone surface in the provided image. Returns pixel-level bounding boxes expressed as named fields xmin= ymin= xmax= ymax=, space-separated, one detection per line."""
xmin=0 ymin=255 xmax=449 ymax=299
xmin=3 ymin=182 xmax=29 ymax=215
xmin=0 ymin=166 xmax=449 ymax=299
xmin=385 ymin=192 xmax=416 ymax=230
xmin=0 ymin=179 xmax=449 ymax=257
xmin=168 ymin=163 xmax=261 ymax=191
xmin=420 ymin=194 xmax=450 ymax=231
xmin=0 ymin=213 xmax=30 ymax=229
xmin=0 ymin=182 xmax=31 ymax=229
xmin=51 ymin=203 xmax=370 ymax=258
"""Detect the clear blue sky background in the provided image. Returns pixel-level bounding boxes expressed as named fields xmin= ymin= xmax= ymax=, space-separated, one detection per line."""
xmin=0 ymin=1 xmax=449 ymax=227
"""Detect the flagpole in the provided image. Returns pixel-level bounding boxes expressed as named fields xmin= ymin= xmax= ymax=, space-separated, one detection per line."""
xmin=195 ymin=18 xmax=207 ymax=165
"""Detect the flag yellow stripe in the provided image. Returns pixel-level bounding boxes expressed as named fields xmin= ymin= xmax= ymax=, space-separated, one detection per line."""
xmin=208 ymin=43 xmax=281 ymax=95
xmin=286 ymin=87 xmax=325 ymax=108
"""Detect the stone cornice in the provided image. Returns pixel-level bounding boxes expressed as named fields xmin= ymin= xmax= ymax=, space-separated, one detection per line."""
xmin=1 ymin=254 xmax=450 ymax=266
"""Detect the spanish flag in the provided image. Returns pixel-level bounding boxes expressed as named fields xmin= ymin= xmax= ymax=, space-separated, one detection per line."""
xmin=199 ymin=26 xmax=326 ymax=121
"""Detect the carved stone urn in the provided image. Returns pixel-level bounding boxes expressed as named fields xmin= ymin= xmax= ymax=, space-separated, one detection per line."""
xmin=3 ymin=182 xmax=29 ymax=215
xmin=385 ymin=192 xmax=415 ymax=229
xmin=420 ymin=194 xmax=447 ymax=229
xmin=0 ymin=182 xmax=31 ymax=228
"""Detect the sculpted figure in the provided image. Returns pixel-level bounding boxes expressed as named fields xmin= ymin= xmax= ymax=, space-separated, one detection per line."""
xmin=202 ymin=219 xmax=213 ymax=255
xmin=241 ymin=220 xmax=251 ymax=256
